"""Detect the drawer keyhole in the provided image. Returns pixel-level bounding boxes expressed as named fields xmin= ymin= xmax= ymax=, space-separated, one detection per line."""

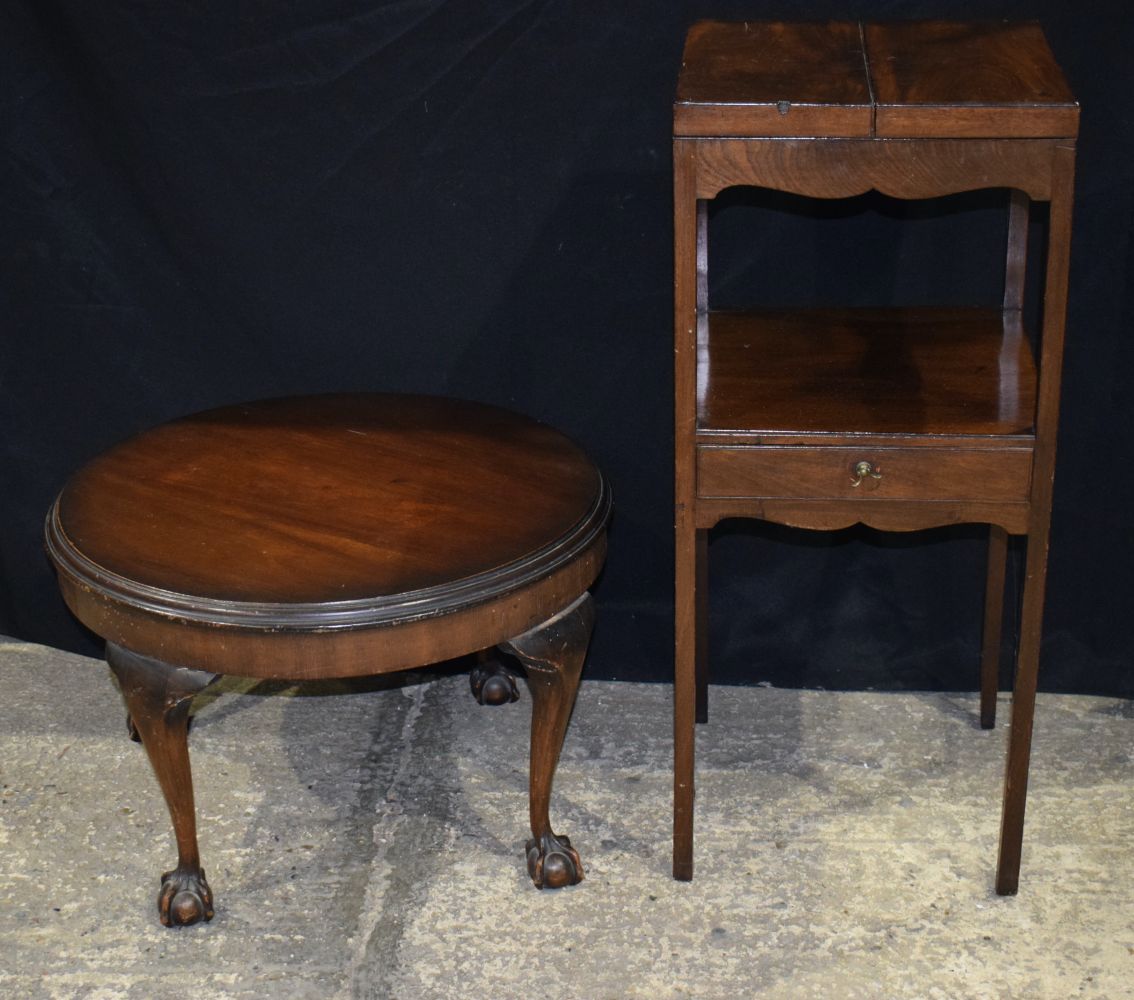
xmin=850 ymin=460 xmax=882 ymax=489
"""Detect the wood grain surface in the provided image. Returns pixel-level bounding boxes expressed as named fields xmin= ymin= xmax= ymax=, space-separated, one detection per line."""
xmin=692 ymin=138 xmax=1057 ymax=201
xmin=46 ymin=393 xmax=611 ymax=678
xmin=697 ymin=308 xmax=1036 ymax=439
xmin=675 ymin=20 xmax=1078 ymax=140
xmin=697 ymin=445 xmax=1032 ymax=503
xmin=675 ymin=21 xmax=871 ymax=138
xmin=866 ymin=22 xmax=1078 ymax=138
xmin=671 ymin=19 xmax=1077 ymax=893
xmin=52 ymin=394 xmax=604 ymax=612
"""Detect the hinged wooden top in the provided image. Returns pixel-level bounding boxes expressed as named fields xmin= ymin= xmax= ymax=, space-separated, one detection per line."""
xmin=675 ymin=20 xmax=1078 ymax=139
xmin=674 ymin=22 xmax=873 ymax=139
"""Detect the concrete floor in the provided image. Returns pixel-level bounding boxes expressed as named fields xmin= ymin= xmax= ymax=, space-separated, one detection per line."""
xmin=1 ymin=637 xmax=1132 ymax=999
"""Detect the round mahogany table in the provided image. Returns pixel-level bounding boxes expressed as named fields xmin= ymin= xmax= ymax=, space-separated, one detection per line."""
xmin=46 ymin=394 xmax=610 ymax=927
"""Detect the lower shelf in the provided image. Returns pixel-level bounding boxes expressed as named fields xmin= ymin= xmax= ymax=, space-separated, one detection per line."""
xmin=697 ymin=307 xmax=1037 ymax=439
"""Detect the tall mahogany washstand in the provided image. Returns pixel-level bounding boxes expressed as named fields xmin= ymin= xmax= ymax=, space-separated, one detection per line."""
xmin=673 ymin=21 xmax=1078 ymax=893
xmin=46 ymin=393 xmax=610 ymax=926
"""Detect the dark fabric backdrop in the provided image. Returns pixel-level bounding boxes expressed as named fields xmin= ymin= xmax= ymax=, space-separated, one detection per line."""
xmin=3 ymin=1 xmax=1131 ymax=695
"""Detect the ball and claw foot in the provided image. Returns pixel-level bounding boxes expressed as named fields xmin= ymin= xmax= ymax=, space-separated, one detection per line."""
xmin=526 ymin=832 xmax=583 ymax=889
xmin=158 ymin=867 xmax=214 ymax=927
xmin=469 ymin=661 xmax=519 ymax=706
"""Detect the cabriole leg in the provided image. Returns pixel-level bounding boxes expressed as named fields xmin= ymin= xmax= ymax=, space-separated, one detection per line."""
xmin=107 ymin=643 xmax=218 ymax=926
xmin=500 ymin=593 xmax=594 ymax=889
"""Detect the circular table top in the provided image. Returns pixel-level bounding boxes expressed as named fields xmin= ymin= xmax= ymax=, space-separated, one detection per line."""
xmin=48 ymin=394 xmax=609 ymax=631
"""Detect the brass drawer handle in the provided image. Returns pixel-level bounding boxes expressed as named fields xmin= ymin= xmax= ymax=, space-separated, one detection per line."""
xmin=850 ymin=460 xmax=882 ymax=488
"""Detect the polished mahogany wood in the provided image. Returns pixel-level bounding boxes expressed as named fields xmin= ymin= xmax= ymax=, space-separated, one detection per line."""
xmin=107 ymin=644 xmax=218 ymax=926
xmin=695 ymin=496 xmax=1030 ymax=537
xmin=502 ymin=593 xmax=594 ymax=889
xmin=698 ymin=446 xmax=1032 ymax=505
xmin=675 ymin=20 xmax=1078 ymax=140
xmin=469 ymin=649 xmax=520 ymax=706
xmin=54 ymin=394 xmax=598 ymax=610
xmin=47 ymin=394 xmax=610 ymax=925
xmin=692 ymin=138 xmax=1057 ymax=203
xmin=996 ymin=141 xmax=1076 ymax=896
xmin=866 ymin=22 xmax=1078 ymax=139
xmin=980 ymin=525 xmax=1009 ymax=730
xmin=673 ymin=21 xmax=1077 ymax=894
xmin=675 ymin=21 xmax=872 ymax=138
xmin=48 ymin=394 xmax=609 ymax=679
xmin=672 ymin=137 xmax=700 ymax=883
xmin=698 ymin=308 xmax=1036 ymax=439
xmin=694 ymin=529 xmax=709 ymax=725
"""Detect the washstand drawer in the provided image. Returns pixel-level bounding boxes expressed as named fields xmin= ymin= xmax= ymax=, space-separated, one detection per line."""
xmin=697 ymin=446 xmax=1032 ymax=503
